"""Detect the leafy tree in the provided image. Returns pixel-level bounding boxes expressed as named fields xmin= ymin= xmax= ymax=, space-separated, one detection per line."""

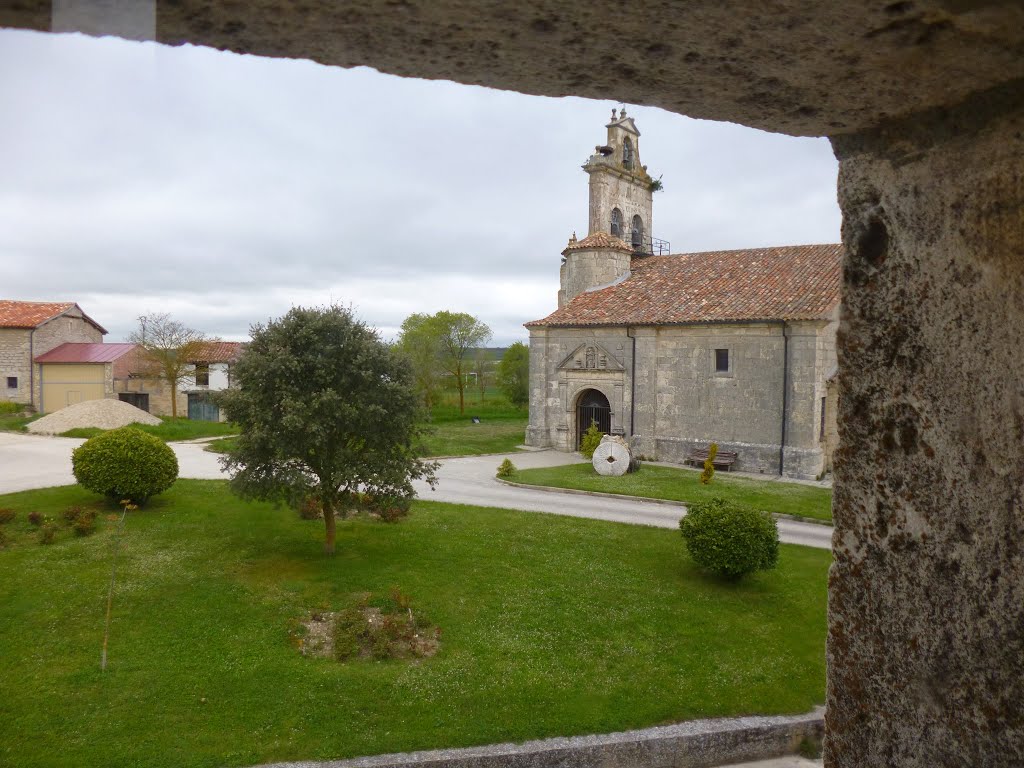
xmin=432 ymin=311 xmax=491 ymax=415
xmin=127 ymin=313 xmax=208 ymax=418
xmin=497 ymin=341 xmax=529 ymax=407
xmin=398 ymin=311 xmax=491 ymax=415
xmin=218 ymin=305 xmax=438 ymax=554
xmin=396 ymin=313 xmax=444 ymax=413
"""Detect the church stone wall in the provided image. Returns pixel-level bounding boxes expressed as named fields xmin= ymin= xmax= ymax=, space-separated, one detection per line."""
xmin=527 ymin=319 xmax=835 ymax=479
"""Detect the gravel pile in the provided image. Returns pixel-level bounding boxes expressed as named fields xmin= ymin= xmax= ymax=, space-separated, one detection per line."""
xmin=28 ymin=398 xmax=162 ymax=434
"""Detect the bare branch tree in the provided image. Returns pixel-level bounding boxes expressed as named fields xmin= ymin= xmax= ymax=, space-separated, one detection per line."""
xmin=127 ymin=313 xmax=208 ymax=418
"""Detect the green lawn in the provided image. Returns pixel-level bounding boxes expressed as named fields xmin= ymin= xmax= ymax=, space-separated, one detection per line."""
xmin=510 ymin=464 xmax=833 ymax=523
xmin=205 ymin=393 xmax=528 ymax=457
xmin=421 ymin=389 xmax=527 ymax=456
xmin=0 ymin=480 xmax=829 ymax=768
xmin=60 ymin=417 xmax=240 ymax=442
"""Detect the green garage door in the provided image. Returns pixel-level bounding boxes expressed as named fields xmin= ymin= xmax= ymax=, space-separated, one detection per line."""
xmin=187 ymin=393 xmax=220 ymax=421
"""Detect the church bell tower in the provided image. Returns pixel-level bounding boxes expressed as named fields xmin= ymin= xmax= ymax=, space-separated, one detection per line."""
xmin=583 ymin=107 xmax=654 ymax=250
xmin=558 ymin=109 xmax=661 ymax=308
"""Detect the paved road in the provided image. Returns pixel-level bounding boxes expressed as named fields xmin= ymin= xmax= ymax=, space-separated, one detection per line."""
xmin=0 ymin=433 xmax=832 ymax=550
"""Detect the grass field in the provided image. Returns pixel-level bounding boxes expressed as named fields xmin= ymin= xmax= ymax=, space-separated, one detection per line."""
xmin=59 ymin=417 xmax=240 ymax=442
xmin=205 ymin=390 xmax=528 ymax=458
xmin=510 ymin=464 xmax=833 ymax=523
xmin=0 ymin=480 xmax=829 ymax=768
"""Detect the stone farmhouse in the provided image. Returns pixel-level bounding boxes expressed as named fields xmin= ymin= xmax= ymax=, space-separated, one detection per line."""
xmin=0 ymin=299 xmax=242 ymax=419
xmin=0 ymin=300 xmax=106 ymax=409
xmin=525 ymin=111 xmax=841 ymax=479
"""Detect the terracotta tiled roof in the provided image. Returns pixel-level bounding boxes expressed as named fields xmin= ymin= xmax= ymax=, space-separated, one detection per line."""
xmin=0 ymin=300 xmax=77 ymax=329
xmin=190 ymin=341 xmax=244 ymax=363
xmin=562 ymin=231 xmax=633 ymax=254
xmin=35 ymin=343 xmax=137 ymax=364
xmin=527 ymin=243 xmax=842 ymax=327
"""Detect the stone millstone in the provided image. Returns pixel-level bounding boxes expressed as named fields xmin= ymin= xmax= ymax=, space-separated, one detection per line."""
xmin=592 ymin=436 xmax=631 ymax=476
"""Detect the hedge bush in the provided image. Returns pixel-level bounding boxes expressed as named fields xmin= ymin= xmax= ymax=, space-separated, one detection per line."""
xmin=679 ymin=496 xmax=779 ymax=579
xmin=72 ymin=427 xmax=178 ymax=504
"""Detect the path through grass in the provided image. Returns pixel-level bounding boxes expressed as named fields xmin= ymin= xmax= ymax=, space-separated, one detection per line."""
xmin=0 ymin=480 xmax=828 ymax=768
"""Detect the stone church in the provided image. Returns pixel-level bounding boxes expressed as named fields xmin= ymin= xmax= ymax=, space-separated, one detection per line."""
xmin=524 ymin=110 xmax=841 ymax=479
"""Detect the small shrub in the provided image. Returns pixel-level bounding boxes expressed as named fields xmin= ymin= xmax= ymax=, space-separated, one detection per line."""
xmin=0 ymin=401 xmax=22 ymax=415
xmin=364 ymin=495 xmax=411 ymax=523
xmin=73 ymin=509 xmax=98 ymax=537
xmin=296 ymin=497 xmax=323 ymax=520
xmin=0 ymin=508 xmax=16 ymax=524
xmin=679 ymin=496 xmax=779 ymax=580
xmin=39 ymin=521 xmax=58 ymax=545
xmin=27 ymin=511 xmax=43 ymax=527
xmin=496 ymin=458 xmax=517 ymax=478
xmin=579 ymin=420 xmax=603 ymax=459
xmin=62 ymin=505 xmax=83 ymax=524
xmin=700 ymin=442 xmax=718 ymax=485
xmin=72 ymin=427 xmax=178 ymax=504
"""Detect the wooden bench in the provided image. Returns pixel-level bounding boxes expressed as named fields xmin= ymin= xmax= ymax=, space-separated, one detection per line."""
xmin=684 ymin=447 xmax=739 ymax=471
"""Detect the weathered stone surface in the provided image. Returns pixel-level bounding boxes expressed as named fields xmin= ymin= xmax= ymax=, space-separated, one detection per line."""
xmin=248 ymin=709 xmax=824 ymax=768
xmin=826 ymin=94 xmax=1024 ymax=766
xmin=592 ymin=435 xmax=631 ymax=476
xmin=5 ymin=3 xmax=1024 ymax=766
xmin=3 ymin=3 xmax=1022 ymax=137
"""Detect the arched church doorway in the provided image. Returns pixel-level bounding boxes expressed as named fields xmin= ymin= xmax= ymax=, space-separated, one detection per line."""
xmin=576 ymin=389 xmax=611 ymax=448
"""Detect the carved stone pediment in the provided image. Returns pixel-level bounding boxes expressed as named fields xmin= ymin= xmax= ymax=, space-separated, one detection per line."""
xmin=557 ymin=342 xmax=624 ymax=371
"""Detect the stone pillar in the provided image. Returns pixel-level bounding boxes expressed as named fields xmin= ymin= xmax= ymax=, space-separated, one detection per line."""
xmin=524 ymin=329 xmax=551 ymax=448
xmin=826 ymin=92 xmax=1024 ymax=767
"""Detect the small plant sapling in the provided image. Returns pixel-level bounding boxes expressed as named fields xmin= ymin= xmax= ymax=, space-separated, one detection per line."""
xmin=700 ymin=442 xmax=718 ymax=485
xmin=496 ymin=458 xmax=517 ymax=478
xmin=580 ymin=420 xmax=603 ymax=459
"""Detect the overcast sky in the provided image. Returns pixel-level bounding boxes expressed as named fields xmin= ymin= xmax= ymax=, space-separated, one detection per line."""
xmin=0 ymin=28 xmax=842 ymax=346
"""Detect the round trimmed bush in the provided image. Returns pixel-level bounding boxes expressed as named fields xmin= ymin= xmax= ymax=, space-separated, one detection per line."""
xmin=72 ymin=427 xmax=178 ymax=504
xmin=679 ymin=496 xmax=779 ymax=579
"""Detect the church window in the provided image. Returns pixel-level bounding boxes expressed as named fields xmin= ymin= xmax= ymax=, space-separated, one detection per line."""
xmin=631 ymin=215 xmax=644 ymax=249
xmin=610 ymin=208 xmax=623 ymax=238
xmin=623 ymin=137 xmax=634 ymax=169
xmin=820 ymin=396 xmax=827 ymax=442
xmin=715 ymin=348 xmax=730 ymax=373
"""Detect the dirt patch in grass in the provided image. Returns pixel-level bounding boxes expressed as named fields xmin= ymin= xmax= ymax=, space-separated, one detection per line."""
xmin=297 ymin=591 xmax=440 ymax=662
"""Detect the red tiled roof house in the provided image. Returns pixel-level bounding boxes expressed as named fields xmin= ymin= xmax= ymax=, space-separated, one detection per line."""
xmin=0 ymin=300 xmax=106 ymax=409
xmin=524 ymin=112 xmax=841 ymax=479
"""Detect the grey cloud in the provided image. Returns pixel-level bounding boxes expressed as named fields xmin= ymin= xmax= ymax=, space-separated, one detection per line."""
xmin=0 ymin=29 xmax=841 ymax=347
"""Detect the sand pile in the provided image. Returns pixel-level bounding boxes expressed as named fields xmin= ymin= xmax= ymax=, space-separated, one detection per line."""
xmin=28 ymin=398 xmax=161 ymax=435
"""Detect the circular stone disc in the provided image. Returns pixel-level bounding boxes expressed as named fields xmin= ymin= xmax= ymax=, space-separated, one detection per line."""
xmin=592 ymin=440 xmax=631 ymax=476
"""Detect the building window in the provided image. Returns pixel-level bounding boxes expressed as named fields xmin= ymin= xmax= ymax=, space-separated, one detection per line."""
xmin=820 ymin=396 xmax=827 ymax=442
xmin=610 ymin=208 xmax=623 ymax=238
xmin=6 ymin=376 xmax=16 ymax=389
xmin=195 ymin=363 xmax=210 ymax=387
xmin=715 ymin=348 xmax=729 ymax=373
xmin=623 ymin=137 xmax=634 ymax=169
